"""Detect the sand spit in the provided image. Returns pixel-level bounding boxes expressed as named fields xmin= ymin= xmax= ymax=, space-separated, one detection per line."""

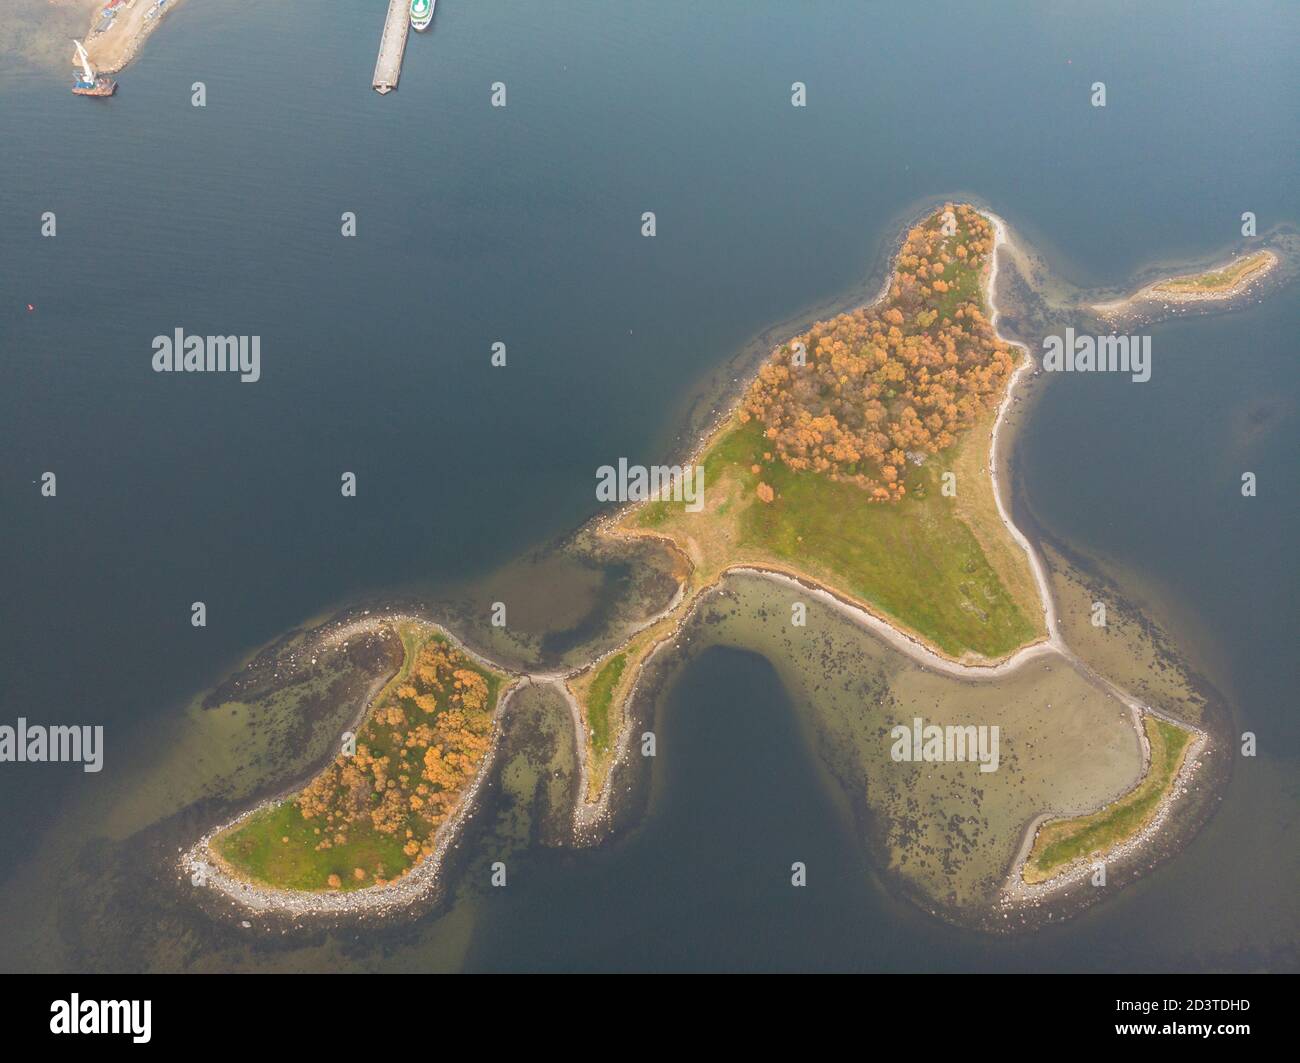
xmin=551 ymin=674 xmax=623 ymax=843
xmin=1000 ymin=731 xmax=1210 ymax=910
xmin=1090 ymin=249 xmax=1280 ymax=321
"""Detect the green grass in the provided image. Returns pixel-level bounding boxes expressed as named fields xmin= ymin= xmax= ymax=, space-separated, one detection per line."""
xmin=745 ymin=428 xmax=1032 ymax=657
xmin=586 ymin=653 xmax=627 ymax=753
xmin=1156 ymin=251 xmax=1270 ymax=292
xmin=213 ymin=802 xmax=409 ymax=892
xmin=657 ymin=420 xmax=1035 ymax=658
xmin=1024 ymin=716 xmax=1193 ymax=883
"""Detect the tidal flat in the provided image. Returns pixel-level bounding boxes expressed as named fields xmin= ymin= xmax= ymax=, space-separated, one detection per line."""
xmin=99 ymin=619 xmax=404 ymax=844
xmin=630 ymin=571 xmax=1150 ymax=926
xmin=431 ymin=529 xmax=683 ymax=675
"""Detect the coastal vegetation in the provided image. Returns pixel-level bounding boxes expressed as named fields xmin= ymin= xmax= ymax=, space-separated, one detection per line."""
xmin=630 ymin=204 xmax=1041 ymax=660
xmin=566 ymin=204 xmax=1045 ymax=815
xmin=1021 ymin=715 xmax=1195 ymax=886
xmin=1093 ymin=248 xmax=1282 ymax=322
xmin=567 ymin=622 xmax=665 ymax=802
xmin=584 ymin=652 xmax=627 ymax=755
xmin=742 ymin=204 xmax=1016 ymax=501
xmin=638 ymin=415 xmax=1038 ymax=657
xmin=649 ymin=572 xmax=1151 ymax=913
xmin=211 ymin=624 xmax=503 ymax=892
xmin=1149 ymin=250 xmax=1274 ymax=294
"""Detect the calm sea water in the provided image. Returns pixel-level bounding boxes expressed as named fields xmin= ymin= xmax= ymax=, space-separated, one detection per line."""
xmin=0 ymin=0 xmax=1295 ymax=970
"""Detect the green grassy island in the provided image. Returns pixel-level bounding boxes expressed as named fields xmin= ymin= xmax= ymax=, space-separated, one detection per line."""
xmin=210 ymin=623 xmax=504 ymax=893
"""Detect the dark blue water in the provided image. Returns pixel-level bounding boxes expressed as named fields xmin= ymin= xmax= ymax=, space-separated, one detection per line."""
xmin=0 ymin=0 xmax=1295 ymax=969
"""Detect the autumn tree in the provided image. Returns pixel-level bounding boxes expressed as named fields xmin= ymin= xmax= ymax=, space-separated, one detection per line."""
xmin=740 ymin=205 xmax=1014 ymax=501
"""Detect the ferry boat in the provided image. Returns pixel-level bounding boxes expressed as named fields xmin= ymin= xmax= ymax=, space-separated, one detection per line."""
xmin=72 ymin=40 xmax=116 ymax=97
xmin=410 ymin=0 xmax=434 ymax=31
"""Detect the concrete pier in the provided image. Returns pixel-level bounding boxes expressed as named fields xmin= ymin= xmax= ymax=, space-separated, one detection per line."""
xmin=373 ymin=0 xmax=410 ymax=94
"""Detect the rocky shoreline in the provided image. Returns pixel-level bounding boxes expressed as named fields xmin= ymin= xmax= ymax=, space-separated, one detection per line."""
xmin=182 ymin=669 xmax=525 ymax=918
xmin=1001 ymin=730 xmax=1210 ymax=907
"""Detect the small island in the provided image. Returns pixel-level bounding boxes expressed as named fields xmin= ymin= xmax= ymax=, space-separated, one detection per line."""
xmin=187 ymin=619 xmax=513 ymax=912
xmin=185 ymin=204 xmax=1212 ymax=925
xmin=1148 ymin=249 xmax=1276 ymax=296
xmin=1091 ymin=248 xmax=1279 ymax=322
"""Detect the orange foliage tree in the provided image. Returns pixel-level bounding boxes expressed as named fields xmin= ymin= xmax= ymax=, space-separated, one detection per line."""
xmin=740 ymin=205 xmax=1014 ymax=501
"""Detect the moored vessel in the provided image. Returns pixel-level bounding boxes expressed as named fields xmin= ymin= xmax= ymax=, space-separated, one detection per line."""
xmin=410 ymin=0 xmax=434 ymax=32
xmin=72 ymin=39 xmax=117 ymax=97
